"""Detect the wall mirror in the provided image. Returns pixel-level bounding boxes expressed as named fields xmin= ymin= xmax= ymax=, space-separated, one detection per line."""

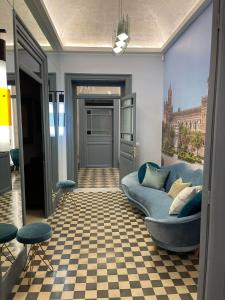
xmin=0 ymin=0 xmax=24 ymax=281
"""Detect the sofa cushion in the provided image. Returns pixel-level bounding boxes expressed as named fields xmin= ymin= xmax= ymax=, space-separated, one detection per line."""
xmin=169 ymin=186 xmax=197 ymax=215
xmin=163 ymin=163 xmax=203 ymax=192
xmin=122 ymin=172 xmax=175 ymax=219
xmin=168 ymin=178 xmax=191 ymax=199
xmin=128 ymin=184 xmax=175 ymax=219
xmin=138 ymin=162 xmax=160 ymax=184
xmin=142 ymin=164 xmax=170 ymax=190
xmin=178 ymin=191 xmax=202 ymax=218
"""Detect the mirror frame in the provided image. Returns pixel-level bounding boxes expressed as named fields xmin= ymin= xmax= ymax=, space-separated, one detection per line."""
xmin=0 ymin=10 xmax=53 ymax=300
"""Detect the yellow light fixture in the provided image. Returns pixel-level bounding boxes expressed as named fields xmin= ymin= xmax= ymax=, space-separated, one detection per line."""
xmin=0 ymin=88 xmax=11 ymax=126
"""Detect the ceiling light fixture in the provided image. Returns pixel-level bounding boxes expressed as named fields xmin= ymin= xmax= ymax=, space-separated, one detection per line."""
xmin=112 ymin=0 xmax=130 ymax=55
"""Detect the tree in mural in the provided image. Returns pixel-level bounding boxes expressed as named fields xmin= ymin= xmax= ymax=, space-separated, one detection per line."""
xmin=178 ymin=125 xmax=191 ymax=152
xmin=191 ymin=131 xmax=204 ymax=156
xmin=162 ymin=122 xmax=175 ymax=156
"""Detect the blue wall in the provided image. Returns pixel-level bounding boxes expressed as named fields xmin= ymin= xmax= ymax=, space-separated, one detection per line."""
xmin=164 ymin=4 xmax=213 ymax=111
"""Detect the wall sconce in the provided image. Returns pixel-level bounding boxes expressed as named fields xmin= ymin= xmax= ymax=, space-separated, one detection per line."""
xmin=58 ymin=93 xmax=65 ymax=137
xmin=49 ymin=94 xmax=55 ymax=137
xmin=0 ymin=29 xmax=11 ymax=152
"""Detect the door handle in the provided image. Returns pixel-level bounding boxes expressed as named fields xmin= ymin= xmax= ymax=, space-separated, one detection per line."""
xmin=132 ymin=146 xmax=137 ymax=158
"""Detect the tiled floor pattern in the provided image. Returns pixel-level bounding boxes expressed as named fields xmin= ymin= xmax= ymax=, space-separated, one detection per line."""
xmin=0 ymin=172 xmax=23 ymax=277
xmin=78 ymin=168 xmax=119 ymax=188
xmin=11 ymin=191 xmax=198 ymax=300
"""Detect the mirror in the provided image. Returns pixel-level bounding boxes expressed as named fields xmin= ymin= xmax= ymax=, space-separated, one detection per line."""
xmin=48 ymin=79 xmax=59 ymax=206
xmin=0 ymin=1 xmax=24 ymax=278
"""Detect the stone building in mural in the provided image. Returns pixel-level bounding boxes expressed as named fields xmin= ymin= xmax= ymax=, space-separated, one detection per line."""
xmin=162 ymin=85 xmax=208 ymax=164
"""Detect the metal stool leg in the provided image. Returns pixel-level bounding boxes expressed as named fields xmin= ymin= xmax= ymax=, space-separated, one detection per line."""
xmin=0 ymin=243 xmax=15 ymax=264
xmin=24 ymin=243 xmax=54 ymax=285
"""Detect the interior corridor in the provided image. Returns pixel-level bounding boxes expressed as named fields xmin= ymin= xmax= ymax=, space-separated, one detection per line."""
xmin=78 ymin=168 xmax=119 ymax=188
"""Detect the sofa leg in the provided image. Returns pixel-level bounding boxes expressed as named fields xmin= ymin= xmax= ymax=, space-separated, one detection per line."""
xmin=194 ymin=248 xmax=199 ymax=258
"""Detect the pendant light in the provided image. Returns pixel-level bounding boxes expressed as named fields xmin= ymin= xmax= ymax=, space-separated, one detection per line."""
xmin=112 ymin=0 xmax=130 ymax=54
xmin=0 ymin=29 xmax=11 ymax=152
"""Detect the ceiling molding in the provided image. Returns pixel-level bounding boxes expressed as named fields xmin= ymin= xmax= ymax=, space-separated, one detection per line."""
xmin=24 ymin=0 xmax=63 ymax=51
xmin=161 ymin=0 xmax=212 ymax=53
xmin=60 ymin=46 xmax=161 ymax=54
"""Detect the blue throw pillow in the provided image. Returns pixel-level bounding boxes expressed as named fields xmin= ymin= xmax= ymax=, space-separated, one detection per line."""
xmin=142 ymin=164 xmax=170 ymax=190
xmin=138 ymin=162 xmax=160 ymax=184
xmin=177 ymin=191 xmax=202 ymax=218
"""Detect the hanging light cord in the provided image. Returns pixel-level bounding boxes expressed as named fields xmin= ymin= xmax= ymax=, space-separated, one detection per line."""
xmin=118 ymin=0 xmax=123 ymax=20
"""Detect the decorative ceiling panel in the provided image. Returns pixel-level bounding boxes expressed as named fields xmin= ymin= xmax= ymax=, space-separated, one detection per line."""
xmin=43 ymin=0 xmax=205 ymax=50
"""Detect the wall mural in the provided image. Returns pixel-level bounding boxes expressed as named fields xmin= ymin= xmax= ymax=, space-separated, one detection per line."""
xmin=162 ymin=85 xmax=207 ymax=165
xmin=162 ymin=5 xmax=212 ymax=166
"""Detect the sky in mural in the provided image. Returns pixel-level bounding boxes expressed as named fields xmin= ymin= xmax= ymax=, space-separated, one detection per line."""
xmin=164 ymin=5 xmax=212 ymax=112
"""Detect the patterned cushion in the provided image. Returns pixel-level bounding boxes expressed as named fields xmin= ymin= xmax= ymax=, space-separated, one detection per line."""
xmin=138 ymin=162 xmax=160 ymax=184
xmin=168 ymin=178 xmax=191 ymax=199
xmin=142 ymin=164 xmax=170 ymax=190
xmin=169 ymin=186 xmax=202 ymax=215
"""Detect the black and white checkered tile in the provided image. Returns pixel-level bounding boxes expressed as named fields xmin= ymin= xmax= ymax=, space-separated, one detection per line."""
xmin=0 ymin=172 xmax=23 ymax=277
xmin=78 ymin=168 xmax=119 ymax=188
xmin=11 ymin=191 xmax=198 ymax=300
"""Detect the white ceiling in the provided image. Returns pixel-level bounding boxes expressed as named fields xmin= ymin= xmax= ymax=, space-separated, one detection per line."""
xmin=1 ymin=0 xmax=208 ymax=52
xmin=42 ymin=0 xmax=207 ymax=51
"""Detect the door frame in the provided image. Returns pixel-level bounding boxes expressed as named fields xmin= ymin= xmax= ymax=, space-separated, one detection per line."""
xmin=14 ymin=13 xmax=52 ymax=218
xmin=65 ymin=74 xmax=132 ymax=183
xmin=198 ymin=0 xmax=225 ymax=299
xmin=78 ymin=98 xmax=119 ymax=168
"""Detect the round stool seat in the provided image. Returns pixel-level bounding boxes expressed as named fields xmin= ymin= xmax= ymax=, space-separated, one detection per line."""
xmin=56 ymin=180 xmax=76 ymax=189
xmin=17 ymin=223 xmax=52 ymax=245
xmin=0 ymin=223 xmax=18 ymax=244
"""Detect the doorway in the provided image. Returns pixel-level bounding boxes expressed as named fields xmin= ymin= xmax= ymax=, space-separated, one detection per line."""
xmin=19 ymin=70 xmax=45 ymax=220
xmin=77 ymin=91 xmax=120 ymax=188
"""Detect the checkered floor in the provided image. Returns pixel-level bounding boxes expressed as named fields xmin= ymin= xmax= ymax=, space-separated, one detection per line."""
xmin=11 ymin=191 xmax=198 ymax=300
xmin=0 ymin=172 xmax=23 ymax=277
xmin=78 ymin=168 xmax=119 ymax=188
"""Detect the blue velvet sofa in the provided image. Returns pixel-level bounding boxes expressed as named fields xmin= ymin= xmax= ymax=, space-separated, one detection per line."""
xmin=121 ymin=162 xmax=203 ymax=252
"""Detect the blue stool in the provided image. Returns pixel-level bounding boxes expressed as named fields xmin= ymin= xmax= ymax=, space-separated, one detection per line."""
xmin=0 ymin=223 xmax=18 ymax=264
xmin=17 ymin=223 xmax=53 ymax=283
xmin=56 ymin=180 xmax=76 ymax=206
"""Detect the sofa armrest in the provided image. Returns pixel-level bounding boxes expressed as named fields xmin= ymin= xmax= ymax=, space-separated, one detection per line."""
xmin=145 ymin=213 xmax=201 ymax=251
xmin=145 ymin=212 xmax=201 ymax=225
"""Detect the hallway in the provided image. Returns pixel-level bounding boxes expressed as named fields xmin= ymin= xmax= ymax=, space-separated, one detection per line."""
xmin=78 ymin=168 xmax=119 ymax=188
xmin=11 ymin=190 xmax=198 ymax=300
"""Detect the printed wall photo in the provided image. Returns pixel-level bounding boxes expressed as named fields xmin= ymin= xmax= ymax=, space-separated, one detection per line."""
xmin=162 ymin=86 xmax=207 ymax=165
xmin=162 ymin=4 xmax=212 ymax=167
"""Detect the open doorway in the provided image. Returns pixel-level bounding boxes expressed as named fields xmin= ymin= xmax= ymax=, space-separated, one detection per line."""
xmin=19 ymin=69 xmax=45 ymax=221
xmin=75 ymin=84 xmax=121 ymax=188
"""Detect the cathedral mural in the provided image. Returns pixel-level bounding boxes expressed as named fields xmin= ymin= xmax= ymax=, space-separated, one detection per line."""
xmin=162 ymin=4 xmax=212 ymax=166
xmin=162 ymin=86 xmax=207 ymax=165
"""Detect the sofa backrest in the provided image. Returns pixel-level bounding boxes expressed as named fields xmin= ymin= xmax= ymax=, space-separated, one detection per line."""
xmin=164 ymin=163 xmax=203 ymax=192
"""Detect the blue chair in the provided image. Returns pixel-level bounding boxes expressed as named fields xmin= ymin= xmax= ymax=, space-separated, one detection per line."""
xmin=0 ymin=223 xmax=18 ymax=264
xmin=17 ymin=223 xmax=53 ymax=284
xmin=10 ymin=148 xmax=19 ymax=171
xmin=56 ymin=180 xmax=76 ymax=206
